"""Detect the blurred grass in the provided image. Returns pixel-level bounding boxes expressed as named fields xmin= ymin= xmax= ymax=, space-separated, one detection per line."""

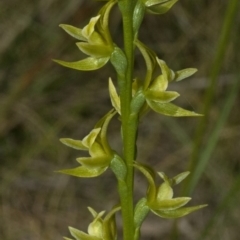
xmin=0 ymin=1 xmax=240 ymax=240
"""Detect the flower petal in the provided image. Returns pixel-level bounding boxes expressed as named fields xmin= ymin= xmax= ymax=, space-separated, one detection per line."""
xmin=172 ymin=171 xmax=190 ymax=185
xmin=156 ymin=58 xmax=175 ymax=81
xmin=149 ymin=197 xmax=191 ymax=210
xmin=134 ymin=162 xmax=157 ymax=202
xmin=156 ymin=182 xmax=173 ymax=201
xmin=149 ymin=75 xmax=168 ymax=92
xmin=82 ymin=15 xmax=101 ymax=40
xmin=82 ymin=128 xmax=101 ymax=149
xmin=57 ymin=166 xmax=107 ymax=178
xmin=103 ymin=205 xmax=121 ymax=240
xmin=59 ymin=24 xmax=86 ymax=41
xmin=135 ymin=40 xmax=157 ymax=89
xmin=151 ymin=204 xmax=208 ymax=219
xmin=69 ymin=226 xmax=101 ymax=240
xmin=76 ymin=43 xmax=113 ymax=58
xmin=53 ymin=57 xmax=109 ymax=71
xmin=76 ymin=156 xmax=111 ymax=169
xmin=108 ymin=78 xmax=121 ymax=114
xmin=146 ymin=0 xmax=178 ymax=15
xmin=94 ymin=110 xmax=116 ymax=155
xmin=174 ymin=68 xmax=198 ymax=82
xmin=60 ymin=138 xmax=88 ymax=151
xmin=145 ymin=89 xmax=180 ymax=103
xmin=147 ymin=100 xmax=203 ymax=117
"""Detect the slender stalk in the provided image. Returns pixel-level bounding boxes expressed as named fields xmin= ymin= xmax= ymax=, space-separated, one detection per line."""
xmin=117 ymin=1 xmax=137 ymax=239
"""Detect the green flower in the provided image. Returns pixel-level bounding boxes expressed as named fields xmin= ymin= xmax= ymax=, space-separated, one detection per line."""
xmin=65 ymin=206 xmax=120 ymax=240
xmin=54 ymin=1 xmax=116 ymax=71
xmin=134 ymin=162 xmax=207 ymax=219
xmin=144 ymin=57 xmax=201 ymax=117
xmin=58 ymin=110 xmax=116 ymax=178
xmin=134 ymin=40 xmax=202 ymax=117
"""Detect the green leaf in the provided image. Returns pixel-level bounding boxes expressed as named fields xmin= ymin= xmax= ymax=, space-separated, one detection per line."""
xmin=130 ymin=89 xmax=146 ymax=114
xmin=133 ymin=0 xmax=146 ymax=34
xmin=174 ymin=68 xmax=198 ymax=82
xmin=110 ymin=154 xmax=127 ymax=180
xmin=77 ymin=156 xmax=111 ymax=169
xmin=147 ymin=100 xmax=203 ymax=117
xmin=59 ymin=24 xmax=86 ymax=41
xmin=63 ymin=237 xmax=74 ymax=240
xmin=134 ymin=198 xmax=150 ymax=228
xmin=57 ymin=166 xmax=107 ymax=178
xmin=69 ymin=227 xmax=101 ymax=240
xmin=60 ymin=138 xmax=88 ymax=151
xmin=149 ymin=197 xmax=191 ymax=210
xmin=151 ymin=204 xmax=208 ymax=219
xmin=145 ymin=89 xmax=179 ymax=103
xmin=76 ymin=43 xmax=113 ymax=58
xmin=53 ymin=57 xmax=109 ymax=71
xmin=110 ymin=47 xmax=127 ymax=79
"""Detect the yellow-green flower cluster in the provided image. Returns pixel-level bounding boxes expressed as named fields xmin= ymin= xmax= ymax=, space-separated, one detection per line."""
xmin=58 ymin=110 xmax=116 ymax=178
xmin=65 ymin=206 xmax=120 ymax=240
xmin=54 ymin=0 xmax=116 ymax=71
xmin=134 ymin=162 xmax=207 ymax=219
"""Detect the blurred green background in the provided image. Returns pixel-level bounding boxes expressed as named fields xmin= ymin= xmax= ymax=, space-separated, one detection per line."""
xmin=0 ymin=0 xmax=240 ymax=239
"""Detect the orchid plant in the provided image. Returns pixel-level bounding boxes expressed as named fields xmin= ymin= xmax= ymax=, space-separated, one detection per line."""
xmin=55 ymin=0 xmax=207 ymax=239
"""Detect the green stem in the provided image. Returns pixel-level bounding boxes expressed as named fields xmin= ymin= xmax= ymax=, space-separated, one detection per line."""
xmin=117 ymin=0 xmax=137 ymax=239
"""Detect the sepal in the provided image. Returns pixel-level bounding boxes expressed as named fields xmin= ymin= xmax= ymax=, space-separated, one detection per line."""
xmin=108 ymin=78 xmax=121 ymax=114
xmin=53 ymin=58 xmax=109 ymax=71
xmin=146 ymin=100 xmax=202 ymax=117
xmin=152 ymin=204 xmax=208 ymax=219
xmin=59 ymin=24 xmax=86 ymax=41
xmin=145 ymin=89 xmax=179 ymax=103
xmin=57 ymin=166 xmax=107 ymax=178
xmin=174 ymin=68 xmax=198 ymax=82
xmin=145 ymin=0 xmax=178 ymax=15
xmin=60 ymin=138 xmax=88 ymax=151
xmin=133 ymin=162 xmax=157 ymax=203
xmin=149 ymin=197 xmax=191 ymax=210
